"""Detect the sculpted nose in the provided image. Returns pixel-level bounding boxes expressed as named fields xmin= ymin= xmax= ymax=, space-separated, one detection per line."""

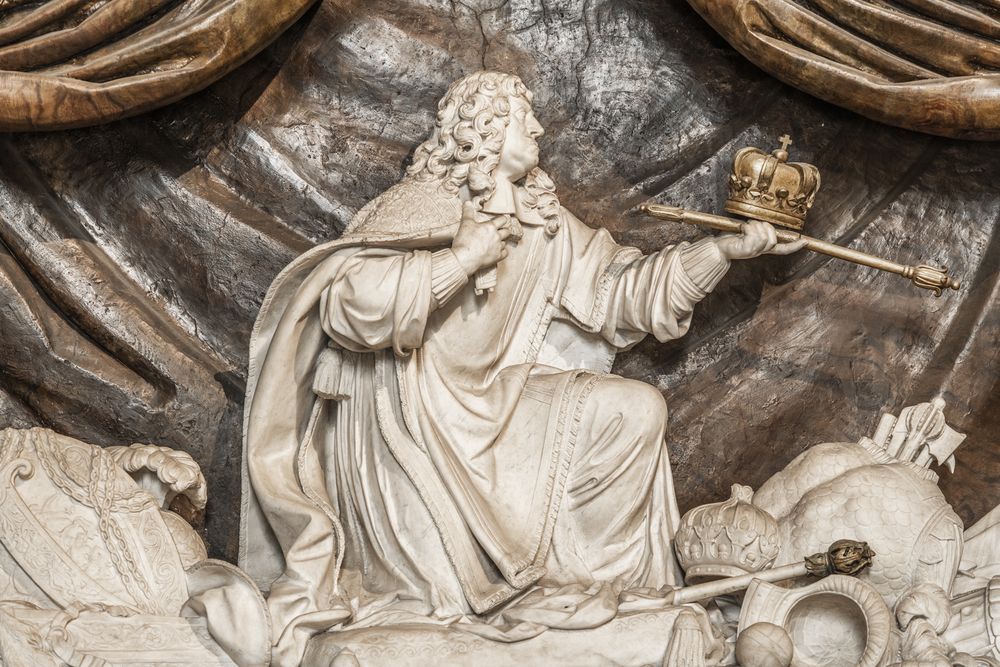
xmin=528 ymin=117 xmax=544 ymax=139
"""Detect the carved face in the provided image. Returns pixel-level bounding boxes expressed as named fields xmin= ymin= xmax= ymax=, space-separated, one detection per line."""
xmin=496 ymin=97 xmax=544 ymax=182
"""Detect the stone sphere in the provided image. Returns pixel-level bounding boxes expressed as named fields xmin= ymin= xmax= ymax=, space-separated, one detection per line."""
xmin=735 ymin=622 xmax=794 ymax=667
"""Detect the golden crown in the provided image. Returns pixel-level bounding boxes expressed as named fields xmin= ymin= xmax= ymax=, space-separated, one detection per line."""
xmin=725 ymin=134 xmax=820 ymax=230
xmin=673 ymin=485 xmax=781 ymax=584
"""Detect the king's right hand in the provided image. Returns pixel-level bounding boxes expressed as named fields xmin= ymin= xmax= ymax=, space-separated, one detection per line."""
xmin=715 ymin=219 xmax=807 ymax=260
xmin=451 ymin=200 xmax=513 ymax=276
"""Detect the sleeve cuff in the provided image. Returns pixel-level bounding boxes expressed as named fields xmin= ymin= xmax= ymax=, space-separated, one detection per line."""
xmin=430 ymin=248 xmax=469 ymax=308
xmin=678 ymin=237 xmax=731 ymax=295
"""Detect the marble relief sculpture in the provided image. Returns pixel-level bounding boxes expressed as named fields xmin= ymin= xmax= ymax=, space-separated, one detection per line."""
xmin=0 ymin=427 xmax=270 ymax=666
xmin=3 ymin=69 xmax=1000 ymax=667
xmin=238 ymin=70 xmax=806 ymax=665
xmin=737 ymin=398 xmax=989 ymax=667
xmin=233 ymin=71 xmax=1000 ymax=667
xmin=4 ymin=400 xmax=997 ymax=665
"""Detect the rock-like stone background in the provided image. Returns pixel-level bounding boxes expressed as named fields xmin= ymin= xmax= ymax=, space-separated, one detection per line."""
xmin=0 ymin=0 xmax=996 ymax=560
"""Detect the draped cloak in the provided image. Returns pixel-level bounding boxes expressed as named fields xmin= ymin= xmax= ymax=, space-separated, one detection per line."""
xmin=238 ymin=176 xmax=730 ymax=662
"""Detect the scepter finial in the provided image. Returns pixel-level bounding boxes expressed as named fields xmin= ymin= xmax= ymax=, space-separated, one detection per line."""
xmin=804 ymin=540 xmax=876 ymax=577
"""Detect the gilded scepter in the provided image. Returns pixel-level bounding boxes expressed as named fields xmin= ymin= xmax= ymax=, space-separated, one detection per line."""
xmin=640 ymin=136 xmax=960 ymax=296
xmin=664 ymin=539 xmax=875 ymax=605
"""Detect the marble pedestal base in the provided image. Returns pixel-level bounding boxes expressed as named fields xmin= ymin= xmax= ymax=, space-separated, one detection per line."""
xmin=0 ymin=606 xmax=236 ymax=666
xmin=303 ymin=607 xmax=718 ymax=667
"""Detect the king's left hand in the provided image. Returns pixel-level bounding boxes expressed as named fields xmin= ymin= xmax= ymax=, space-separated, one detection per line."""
xmin=715 ymin=219 xmax=807 ymax=260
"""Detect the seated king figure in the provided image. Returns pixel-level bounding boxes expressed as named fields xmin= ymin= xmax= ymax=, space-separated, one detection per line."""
xmin=239 ymin=71 xmax=802 ymax=665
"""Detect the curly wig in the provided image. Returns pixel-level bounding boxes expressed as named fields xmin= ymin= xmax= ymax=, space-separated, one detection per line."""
xmin=408 ymin=71 xmax=532 ymax=205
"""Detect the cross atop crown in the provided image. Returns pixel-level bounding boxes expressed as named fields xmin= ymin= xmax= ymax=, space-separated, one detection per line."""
xmin=773 ymin=133 xmax=793 ymax=161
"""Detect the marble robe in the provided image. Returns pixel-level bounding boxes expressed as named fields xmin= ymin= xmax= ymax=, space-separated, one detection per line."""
xmin=239 ymin=178 xmax=730 ymax=663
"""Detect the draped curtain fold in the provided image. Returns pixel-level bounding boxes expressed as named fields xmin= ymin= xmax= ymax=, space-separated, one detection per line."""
xmin=685 ymin=0 xmax=1000 ymax=139
xmin=0 ymin=0 xmax=317 ymax=130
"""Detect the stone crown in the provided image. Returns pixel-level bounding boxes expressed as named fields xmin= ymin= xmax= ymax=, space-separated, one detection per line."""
xmin=724 ymin=135 xmax=821 ymax=230
xmin=674 ymin=484 xmax=781 ymax=583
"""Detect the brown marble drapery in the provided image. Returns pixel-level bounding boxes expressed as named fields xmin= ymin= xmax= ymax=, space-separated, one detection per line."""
xmin=0 ymin=0 xmax=317 ymax=130
xmin=685 ymin=0 xmax=1000 ymax=139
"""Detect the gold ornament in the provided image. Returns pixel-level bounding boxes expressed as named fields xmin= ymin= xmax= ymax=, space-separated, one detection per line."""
xmin=725 ymin=134 xmax=819 ymax=231
xmin=640 ymin=135 xmax=961 ymax=296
